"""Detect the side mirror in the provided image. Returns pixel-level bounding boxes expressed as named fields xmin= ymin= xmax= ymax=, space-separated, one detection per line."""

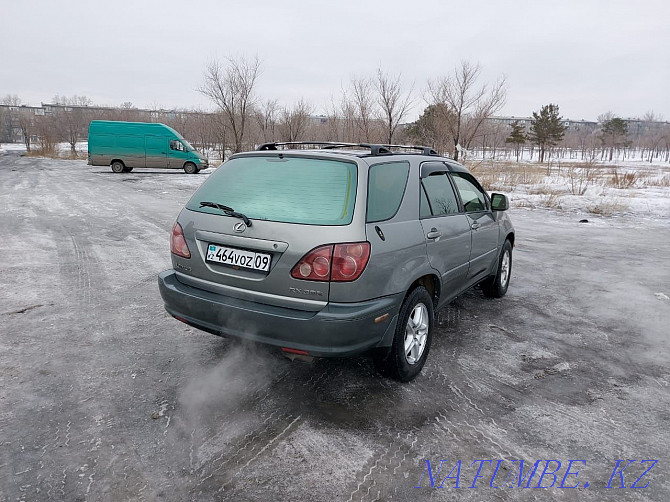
xmin=491 ymin=193 xmax=509 ymax=211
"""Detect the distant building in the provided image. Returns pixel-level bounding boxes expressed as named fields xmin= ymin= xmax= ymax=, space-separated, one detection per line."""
xmin=487 ymin=116 xmax=599 ymax=133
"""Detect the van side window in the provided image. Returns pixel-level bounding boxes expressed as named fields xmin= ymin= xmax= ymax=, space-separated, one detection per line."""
xmin=451 ymin=172 xmax=489 ymax=212
xmin=366 ymin=161 xmax=410 ymax=223
xmin=421 ymin=173 xmax=460 ymax=216
xmin=170 ymin=140 xmax=185 ymax=152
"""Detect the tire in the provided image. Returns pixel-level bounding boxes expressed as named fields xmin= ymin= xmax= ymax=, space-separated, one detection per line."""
xmin=482 ymin=239 xmax=512 ymax=298
xmin=111 ymin=161 xmax=125 ymax=173
xmin=183 ymin=162 xmax=197 ymax=174
xmin=374 ymin=286 xmax=434 ymax=382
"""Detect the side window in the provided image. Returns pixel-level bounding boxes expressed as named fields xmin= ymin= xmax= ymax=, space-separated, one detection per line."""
xmin=419 ymin=186 xmax=432 ymax=218
xmin=421 ymin=173 xmax=460 ymax=217
xmin=170 ymin=139 xmax=185 ymax=152
xmin=366 ymin=161 xmax=410 ymax=223
xmin=451 ymin=172 xmax=489 ymax=212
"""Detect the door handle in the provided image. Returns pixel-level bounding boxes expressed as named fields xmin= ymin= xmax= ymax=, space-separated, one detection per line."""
xmin=426 ymin=228 xmax=441 ymax=240
xmin=471 ymin=222 xmax=481 ymax=230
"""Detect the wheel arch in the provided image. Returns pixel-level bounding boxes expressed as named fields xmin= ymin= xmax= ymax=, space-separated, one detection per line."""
xmin=403 ymin=273 xmax=441 ymax=309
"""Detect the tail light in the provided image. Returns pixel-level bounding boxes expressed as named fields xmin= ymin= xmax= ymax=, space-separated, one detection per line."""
xmin=290 ymin=244 xmax=332 ymax=281
xmin=332 ymin=242 xmax=370 ymax=281
xmin=170 ymin=222 xmax=191 ymax=258
xmin=291 ymin=242 xmax=370 ymax=282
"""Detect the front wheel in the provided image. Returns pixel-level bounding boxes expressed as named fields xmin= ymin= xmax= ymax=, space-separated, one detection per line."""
xmin=482 ymin=239 xmax=512 ymax=298
xmin=374 ymin=286 xmax=434 ymax=382
xmin=183 ymin=162 xmax=197 ymax=174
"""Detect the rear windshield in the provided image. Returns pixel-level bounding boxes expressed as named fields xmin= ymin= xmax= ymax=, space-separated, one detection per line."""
xmin=186 ymin=156 xmax=357 ymax=225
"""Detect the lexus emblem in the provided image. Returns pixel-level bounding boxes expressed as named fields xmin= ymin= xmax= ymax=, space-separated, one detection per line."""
xmin=233 ymin=222 xmax=247 ymax=233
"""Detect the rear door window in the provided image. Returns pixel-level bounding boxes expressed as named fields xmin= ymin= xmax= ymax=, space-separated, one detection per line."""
xmin=366 ymin=161 xmax=409 ymax=222
xmin=421 ymin=173 xmax=460 ymax=217
xmin=186 ymin=156 xmax=357 ymax=225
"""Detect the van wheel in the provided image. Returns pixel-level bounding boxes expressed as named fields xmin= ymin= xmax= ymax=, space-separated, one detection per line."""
xmin=374 ymin=286 xmax=433 ymax=382
xmin=183 ymin=162 xmax=197 ymax=174
xmin=111 ymin=161 xmax=125 ymax=173
xmin=482 ymin=239 xmax=512 ymax=298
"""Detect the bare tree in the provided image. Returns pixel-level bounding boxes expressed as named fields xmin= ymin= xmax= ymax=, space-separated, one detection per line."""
xmin=199 ymin=56 xmax=261 ymax=153
xmin=639 ymin=111 xmax=667 ymax=162
xmin=278 ymin=99 xmax=314 ymax=142
xmin=337 ymin=90 xmax=358 ymax=142
xmin=1 ymin=95 xmax=35 ymax=151
xmin=0 ymin=106 xmax=7 ymax=142
xmin=428 ymin=61 xmax=507 ymax=160
xmin=210 ymin=111 xmax=229 ymax=160
xmin=324 ymin=96 xmax=343 ymax=141
xmin=255 ymin=99 xmax=279 ymax=143
xmin=1 ymin=95 xmax=21 ymax=142
xmin=348 ymin=77 xmax=378 ymax=142
xmin=33 ymin=112 xmax=60 ymax=154
xmin=186 ymin=109 xmax=216 ymax=153
xmin=374 ymin=69 xmax=414 ymax=144
xmin=52 ymin=95 xmax=93 ymax=154
xmin=478 ymin=119 xmax=508 ymax=159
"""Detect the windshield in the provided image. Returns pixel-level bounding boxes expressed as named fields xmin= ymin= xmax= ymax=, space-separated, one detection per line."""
xmin=186 ymin=156 xmax=357 ymax=225
xmin=182 ymin=139 xmax=195 ymax=151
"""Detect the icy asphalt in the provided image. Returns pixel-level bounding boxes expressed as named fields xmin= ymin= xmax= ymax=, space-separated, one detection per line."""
xmin=0 ymin=153 xmax=669 ymax=501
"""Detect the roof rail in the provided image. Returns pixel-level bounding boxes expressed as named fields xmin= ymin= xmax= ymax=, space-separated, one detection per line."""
xmin=257 ymin=141 xmax=354 ymax=151
xmin=256 ymin=141 xmax=438 ymax=157
xmin=379 ymin=144 xmax=439 ymax=156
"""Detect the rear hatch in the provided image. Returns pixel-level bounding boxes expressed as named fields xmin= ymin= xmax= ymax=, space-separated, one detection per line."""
xmin=174 ymin=153 xmax=364 ymax=311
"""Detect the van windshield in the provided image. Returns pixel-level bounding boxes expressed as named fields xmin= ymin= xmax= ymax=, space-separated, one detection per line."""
xmin=182 ymin=139 xmax=195 ymax=151
xmin=186 ymin=156 xmax=357 ymax=225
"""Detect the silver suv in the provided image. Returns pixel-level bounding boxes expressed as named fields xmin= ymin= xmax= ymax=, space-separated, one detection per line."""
xmin=158 ymin=142 xmax=514 ymax=381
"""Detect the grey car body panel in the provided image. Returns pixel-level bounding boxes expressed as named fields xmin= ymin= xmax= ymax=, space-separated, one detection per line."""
xmin=178 ymin=209 xmax=367 ymax=310
xmin=159 ymin=270 xmax=401 ymax=356
xmin=158 ymin=148 xmax=515 ymax=357
xmin=466 ymin=211 xmax=500 ymax=280
xmin=420 ymin=213 xmax=471 ymax=300
xmin=331 ymin=156 xmax=433 ymax=303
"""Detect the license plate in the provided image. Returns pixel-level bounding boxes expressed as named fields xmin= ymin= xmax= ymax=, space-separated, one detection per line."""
xmin=206 ymin=244 xmax=271 ymax=272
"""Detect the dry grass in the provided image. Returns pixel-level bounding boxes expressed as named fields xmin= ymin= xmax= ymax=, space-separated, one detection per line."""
xmin=606 ymin=168 xmax=638 ymax=189
xmin=642 ymin=174 xmax=670 ymax=187
xmin=466 ymin=160 xmax=544 ymax=191
xmin=539 ymin=192 xmax=563 ymax=209
xmin=466 ymin=159 xmax=669 ymax=193
xmin=461 ymin=158 xmax=669 ymax=213
xmin=24 ymin=147 xmax=86 ymax=160
xmin=25 ymin=146 xmax=59 ymax=157
xmin=566 ymin=163 xmax=598 ymax=195
xmin=587 ymin=197 xmax=629 ymax=215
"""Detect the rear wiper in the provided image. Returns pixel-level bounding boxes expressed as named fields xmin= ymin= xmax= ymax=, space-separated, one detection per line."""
xmin=199 ymin=201 xmax=253 ymax=227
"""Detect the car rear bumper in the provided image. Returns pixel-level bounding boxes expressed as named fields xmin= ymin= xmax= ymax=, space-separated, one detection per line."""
xmin=157 ymin=270 xmax=401 ymax=357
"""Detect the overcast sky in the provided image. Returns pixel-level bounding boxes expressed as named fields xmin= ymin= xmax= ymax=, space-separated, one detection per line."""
xmin=2 ymin=0 xmax=669 ymax=122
